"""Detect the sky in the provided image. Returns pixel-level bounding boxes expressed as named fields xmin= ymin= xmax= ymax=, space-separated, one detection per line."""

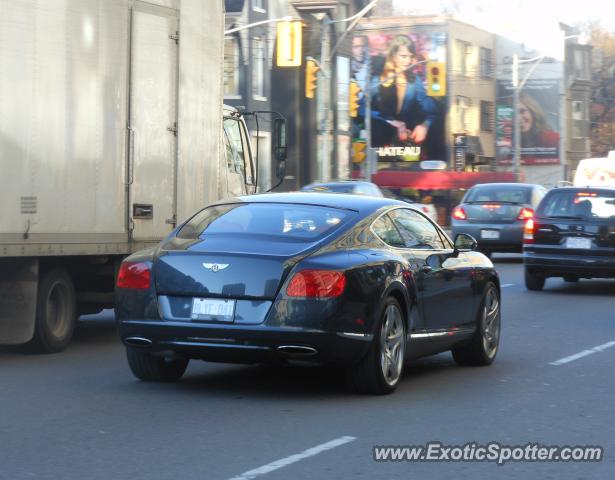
xmin=393 ymin=0 xmax=613 ymax=54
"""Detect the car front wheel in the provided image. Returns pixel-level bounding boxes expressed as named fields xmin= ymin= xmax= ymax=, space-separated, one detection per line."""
xmin=452 ymin=282 xmax=500 ymax=366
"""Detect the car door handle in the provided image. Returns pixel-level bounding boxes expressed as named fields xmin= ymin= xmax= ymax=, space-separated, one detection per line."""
xmin=421 ymin=265 xmax=433 ymax=273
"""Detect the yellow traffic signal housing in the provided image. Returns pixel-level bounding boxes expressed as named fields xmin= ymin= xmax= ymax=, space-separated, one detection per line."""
xmin=349 ymin=80 xmax=362 ymax=117
xmin=305 ymin=59 xmax=319 ymax=99
xmin=426 ymin=61 xmax=446 ymax=97
xmin=352 ymin=141 xmax=366 ymax=164
xmin=276 ymin=21 xmax=302 ymax=67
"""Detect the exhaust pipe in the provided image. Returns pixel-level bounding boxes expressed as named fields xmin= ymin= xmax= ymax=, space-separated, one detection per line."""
xmin=277 ymin=345 xmax=317 ymax=356
xmin=124 ymin=337 xmax=152 ymax=347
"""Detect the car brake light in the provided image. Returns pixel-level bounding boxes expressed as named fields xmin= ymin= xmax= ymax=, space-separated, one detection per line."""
xmin=517 ymin=207 xmax=534 ymax=221
xmin=116 ymin=262 xmax=151 ymax=289
xmin=286 ymin=270 xmax=346 ymax=298
xmin=452 ymin=206 xmax=467 ymax=220
xmin=523 ymin=218 xmax=534 ymax=244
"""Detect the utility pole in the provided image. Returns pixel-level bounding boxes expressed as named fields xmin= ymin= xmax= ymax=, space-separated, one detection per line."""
xmin=512 ymin=53 xmax=520 ymax=181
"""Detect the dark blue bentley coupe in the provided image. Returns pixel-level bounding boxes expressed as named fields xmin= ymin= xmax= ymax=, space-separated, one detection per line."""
xmin=115 ymin=193 xmax=501 ymax=394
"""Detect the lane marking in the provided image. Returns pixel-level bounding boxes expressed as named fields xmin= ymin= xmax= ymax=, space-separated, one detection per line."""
xmin=228 ymin=436 xmax=357 ymax=480
xmin=549 ymin=340 xmax=615 ymax=366
xmin=501 ymin=284 xmax=514 ymax=288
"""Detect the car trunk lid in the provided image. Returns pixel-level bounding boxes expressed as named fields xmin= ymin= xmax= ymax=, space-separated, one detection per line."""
xmin=463 ymin=202 xmax=525 ymax=224
xmin=153 ymin=235 xmax=318 ymax=299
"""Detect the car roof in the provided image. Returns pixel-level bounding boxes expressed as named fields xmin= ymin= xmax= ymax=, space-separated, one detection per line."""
xmin=302 ymin=180 xmax=377 ymax=188
xmin=548 ymin=186 xmax=615 ymax=193
xmin=227 ymin=192 xmax=408 ymax=215
xmin=470 ymin=183 xmax=538 ymax=189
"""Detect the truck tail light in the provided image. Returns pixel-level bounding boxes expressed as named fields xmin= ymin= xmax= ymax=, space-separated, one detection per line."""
xmin=286 ymin=270 xmax=346 ymax=298
xmin=517 ymin=207 xmax=534 ymax=221
xmin=117 ymin=262 xmax=151 ymax=289
xmin=452 ymin=206 xmax=467 ymax=220
xmin=523 ymin=218 xmax=535 ymax=244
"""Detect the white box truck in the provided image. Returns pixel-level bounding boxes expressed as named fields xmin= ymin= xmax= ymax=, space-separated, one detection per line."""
xmin=0 ymin=0 xmax=286 ymax=352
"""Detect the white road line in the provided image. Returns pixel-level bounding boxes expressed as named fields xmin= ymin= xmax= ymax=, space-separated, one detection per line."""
xmin=227 ymin=436 xmax=357 ymax=480
xmin=501 ymin=284 xmax=514 ymax=288
xmin=549 ymin=340 xmax=615 ymax=366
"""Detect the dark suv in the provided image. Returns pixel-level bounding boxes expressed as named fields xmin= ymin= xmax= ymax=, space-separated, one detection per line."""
xmin=523 ymin=187 xmax=615 ymax=290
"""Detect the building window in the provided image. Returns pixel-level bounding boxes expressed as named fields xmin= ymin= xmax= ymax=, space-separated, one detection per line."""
xmin=252 ymin=37 xmax=266 ymax=100
xmin=456 ymin=40 xmax=471 ymax=76
xmin=480 ymin=101 xmax=494 ymax=132
xmin=224 ymin=37 xmax=240 ymax=97
xmin=457 ymin=96 xmax=472 ymax=131
xmin=479 ymin=47 xmax=492 ymax=78
xmin=572 ymin=100 xmax=588 ymax=138
xmin=252 ymin=0 xmax=265 ymax=12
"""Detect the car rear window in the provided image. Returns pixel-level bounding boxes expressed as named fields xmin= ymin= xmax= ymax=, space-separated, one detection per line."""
xmin=537 ymin=189 xmax=615 ymax=220
xmin=177 ymin=203 xmax=353 ymax=240
xmin=465 ymin=186 xmax=530 ymax=204
xmin=302 ymin=184 xmax=356 ymax=194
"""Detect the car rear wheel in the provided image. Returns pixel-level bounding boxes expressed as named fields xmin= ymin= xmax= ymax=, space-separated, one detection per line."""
xmin=525 ymin=268 xmax=545 ymax=291
xmin=452 ymin=282 xmax=500 ymax=366
xmin=126 ymin=347 xmax=189 ymax=382
xmin=346 ymin=297 xmax=406 ymax=395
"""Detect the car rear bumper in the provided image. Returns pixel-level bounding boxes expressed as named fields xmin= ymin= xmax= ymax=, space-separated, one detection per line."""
xmin=117 ymin=320 xmax=372 ymax=366
xmin=524 ymin=249 xmax=615 ymax=278
xmin=452 ymin=222 xmax=523 ymax=251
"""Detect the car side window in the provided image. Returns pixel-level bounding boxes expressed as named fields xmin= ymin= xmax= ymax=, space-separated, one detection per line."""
xmin=372 ymin=214 xmax=405 ymax=248
xmin=388 ymin=209 xmax=446 ymax=250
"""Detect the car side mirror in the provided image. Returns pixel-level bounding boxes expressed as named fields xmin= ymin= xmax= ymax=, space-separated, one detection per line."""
xmin=454 ymin=233 xmax=478 ymax=252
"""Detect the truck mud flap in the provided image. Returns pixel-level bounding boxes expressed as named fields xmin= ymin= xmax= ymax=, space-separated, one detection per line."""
xmin=0 ymin=258 xmax=38 ymax=345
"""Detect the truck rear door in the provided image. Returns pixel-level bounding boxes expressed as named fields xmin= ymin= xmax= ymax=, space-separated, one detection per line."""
xmin=128 ymin=2 xmax=179 ymax=241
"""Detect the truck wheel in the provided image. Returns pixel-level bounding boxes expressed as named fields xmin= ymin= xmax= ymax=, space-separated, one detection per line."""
xmin=126 ymin=347 xmax=189 ymax=382
xmin=31 ymin=269 xmax=76 ymax=353
xmin=452 ymin=282 xmax=500 ymax=366
xmin=525 ymin=268 xmax=545 ymax=291
xmin=345 ymin=297 xmax=406 ymax=395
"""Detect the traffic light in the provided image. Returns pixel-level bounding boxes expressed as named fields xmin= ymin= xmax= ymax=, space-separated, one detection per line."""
xmin=349 ymin=80 xmax=361 ymax=117
xmin=351 ymin=141 xmax=366 ymax=164
xmin=305 ymin=59 xmax=319 ymax=99
xmin=426 ymin=61 xmax=446 ymax=97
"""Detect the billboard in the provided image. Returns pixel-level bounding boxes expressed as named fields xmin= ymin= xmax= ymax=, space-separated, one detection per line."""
xmin=496 ymin=38 xmax=563 ymax=166
xmin=350 ymin=31 xmax=447 ymax=172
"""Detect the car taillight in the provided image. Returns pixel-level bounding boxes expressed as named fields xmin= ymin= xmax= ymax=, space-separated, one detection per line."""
xmin=286 ymin=270 xmax=346 ymax=298
xmin=116 ymin=262 xmax=151 ymax=289
xmin=452 ymin=206 xmax=467 ymax=220
xmin=523 ymin=218 xmax=534 ymax=244
xmin=517 ymin=207 xmax=534 ymax=221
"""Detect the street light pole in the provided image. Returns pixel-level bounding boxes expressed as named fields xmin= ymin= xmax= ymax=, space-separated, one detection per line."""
xmin=512 ymin=53 xmax=520 ymax=180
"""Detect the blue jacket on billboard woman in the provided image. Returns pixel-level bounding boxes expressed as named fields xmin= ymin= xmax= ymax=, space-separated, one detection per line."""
xmin=365 ymin=72 xmax=439 ymax=149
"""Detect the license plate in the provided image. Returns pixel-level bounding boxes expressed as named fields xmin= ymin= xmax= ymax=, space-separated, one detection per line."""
xmin=481 ymin=229 xmax=500 ymax=240
xmin=565 ymin=237 xmax=592 ymax=249
xmin=191 ymin=298 xmax=235 ymax=322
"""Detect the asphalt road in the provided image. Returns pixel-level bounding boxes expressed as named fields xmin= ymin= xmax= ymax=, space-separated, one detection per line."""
xmin=2 ymin=256 xmax=615 ymax=479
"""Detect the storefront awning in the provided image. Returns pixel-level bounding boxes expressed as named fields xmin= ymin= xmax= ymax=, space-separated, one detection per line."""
xmin=372 ymin=170 xmax=518 ymax=190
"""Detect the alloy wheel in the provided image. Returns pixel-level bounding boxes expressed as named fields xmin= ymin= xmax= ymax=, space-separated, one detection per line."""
xmin=380 ymin=304 xmax=405 ymax=386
